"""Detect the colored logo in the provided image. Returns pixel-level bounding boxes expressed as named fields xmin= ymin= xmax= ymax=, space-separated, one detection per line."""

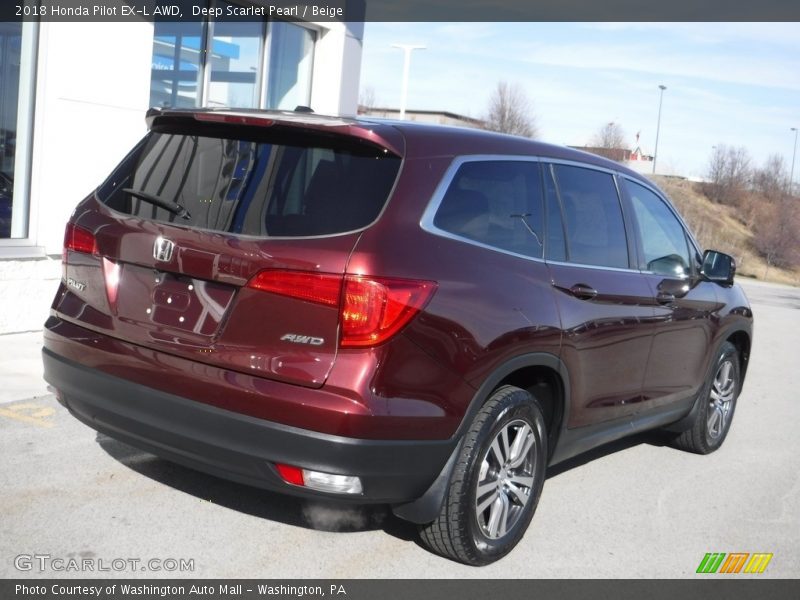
xmin=696 ymin=552 xmax=773 ymax=574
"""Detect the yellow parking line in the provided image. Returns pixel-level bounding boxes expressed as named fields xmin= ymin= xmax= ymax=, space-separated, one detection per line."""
xmin=0 ymin=404 xmax=55 ymax=428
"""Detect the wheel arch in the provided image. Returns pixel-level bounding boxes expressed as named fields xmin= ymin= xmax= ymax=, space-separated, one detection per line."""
xmin=663 ymin=324 xmax=751 ymax=434
xmin=392 ymin=352 xmax=570 ymax=524
xmin=472 ymin=357 xmax=569 ymax=461
xmin=726 ymin=328 xmax=751 ymax=386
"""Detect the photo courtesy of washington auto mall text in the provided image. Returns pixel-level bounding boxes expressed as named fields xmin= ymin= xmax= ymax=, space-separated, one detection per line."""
xmin=14 ymin=583 xmax=348 ymax=598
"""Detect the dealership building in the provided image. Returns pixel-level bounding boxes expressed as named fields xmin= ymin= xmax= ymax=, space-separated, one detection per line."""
xmin=0 ymin=9 xmax=363 ymax=333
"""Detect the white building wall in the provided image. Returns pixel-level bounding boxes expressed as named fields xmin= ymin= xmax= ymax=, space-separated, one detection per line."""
xmin=1 ymin=22 xmax=153 ymax=335
xmin=0 ymin=20 xmax=361 ymax=335
xmin=32 ymin=22 xmax=154 ymax=256
xmin=309 ymin=22 xmax=362 ymax=116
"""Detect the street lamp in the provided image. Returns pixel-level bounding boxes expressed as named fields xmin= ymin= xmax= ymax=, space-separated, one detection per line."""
xmin=652 ymin=84 xmax=667 ymax=174
xmin=392 ymin=44 xmax=426 ymax=120
xmin=790 ymin=127 xmax=798 ymax=195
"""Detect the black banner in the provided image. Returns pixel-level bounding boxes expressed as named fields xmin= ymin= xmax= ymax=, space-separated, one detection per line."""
xmin=3 ymin=580 xmax=800 ymax=600
xmin=3 ymin=0 xmax=800 ymax=22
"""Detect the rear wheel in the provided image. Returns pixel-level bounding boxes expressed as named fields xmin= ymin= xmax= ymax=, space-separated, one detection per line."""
xmin=673 ymin=341 xmax=740 ymax=454
xmin=419 ymin=385 xmax=547 ymax=565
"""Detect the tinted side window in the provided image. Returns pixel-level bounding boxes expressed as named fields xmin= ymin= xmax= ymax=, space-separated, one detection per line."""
xmin=626 ymin=180 xmax=692 ymax=278
xmin=552 ymin=164 xmax=629 ymax=269
xmin=433 ymin=161 xmax=544 ymax=259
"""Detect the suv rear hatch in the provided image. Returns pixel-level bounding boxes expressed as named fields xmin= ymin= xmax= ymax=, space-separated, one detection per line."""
xmin=55 ymin=109 xmax=404 ymax=388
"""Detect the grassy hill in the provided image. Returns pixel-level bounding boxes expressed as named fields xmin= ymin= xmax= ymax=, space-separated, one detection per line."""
xmin=649 ymin=175 xmax=799 ymax=287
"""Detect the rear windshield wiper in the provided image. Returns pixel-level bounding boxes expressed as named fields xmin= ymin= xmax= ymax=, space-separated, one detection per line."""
xmin=122 ymin=188 xmax=191 ymax=220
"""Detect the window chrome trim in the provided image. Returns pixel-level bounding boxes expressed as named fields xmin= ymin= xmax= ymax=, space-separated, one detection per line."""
xmin=419 ymin=154 xmax=546 ymax=263
xmin=544 ymin=156 xmax=621 ymax=176
xmin=545 ymin=259 xmax=643 ymax=274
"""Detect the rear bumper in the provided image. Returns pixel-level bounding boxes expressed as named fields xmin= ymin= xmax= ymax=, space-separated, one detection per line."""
xmin=42 ymin=347 xmax=457 ymax=505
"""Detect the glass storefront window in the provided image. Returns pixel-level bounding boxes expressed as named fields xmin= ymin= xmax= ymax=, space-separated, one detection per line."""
xmin=149 ymin=3 xmax=316 ymax=112
xmin=150 ymin=21 xmax=204 ymax=109
xmin=0 ymin=21 xmax=35 ymax=240
xmin=0 ymin=23 xmax=21 ymax=238
xmin=206 ymin=3 xmax=264 ymax=109
xmin=266 ymin=21 xmax=315 ymax=110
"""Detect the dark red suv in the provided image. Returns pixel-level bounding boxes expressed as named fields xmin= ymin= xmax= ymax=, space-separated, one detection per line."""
xmin=43 ymin=109 xmax=752 ymax=565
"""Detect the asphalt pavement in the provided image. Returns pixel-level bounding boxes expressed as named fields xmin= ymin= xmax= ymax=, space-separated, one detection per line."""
xmin=1 ymin=278 xmax=798 ymax=578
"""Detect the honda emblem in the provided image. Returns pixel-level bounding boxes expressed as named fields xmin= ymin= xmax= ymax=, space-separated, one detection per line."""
xmin=153 ymin=237 xmax=175 ymax=262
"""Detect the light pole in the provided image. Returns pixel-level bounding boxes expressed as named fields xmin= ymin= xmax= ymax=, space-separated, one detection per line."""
xmin=652 ymin=84 xmax=667 ymax=174
xmin=790 ymin=127 xmax=798 ymax=195
xmin=392 ymin=44 xmax=426 ymax=120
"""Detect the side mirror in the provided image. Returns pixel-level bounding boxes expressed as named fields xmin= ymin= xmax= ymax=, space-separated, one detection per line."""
xmin=700 ymin=250 xmax=736 ymax=286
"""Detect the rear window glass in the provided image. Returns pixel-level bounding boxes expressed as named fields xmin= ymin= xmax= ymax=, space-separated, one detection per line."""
xmin=97 ymin=132 xmax=401 ymax=237
xmin=433 ymin=160 xmax=544 ymax=259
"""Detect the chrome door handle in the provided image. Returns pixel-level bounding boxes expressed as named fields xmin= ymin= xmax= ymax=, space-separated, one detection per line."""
xmin=656 ymin=291 xmax=676 ymax=305
xmin=569 ymin=284 xmax=598 ymax=301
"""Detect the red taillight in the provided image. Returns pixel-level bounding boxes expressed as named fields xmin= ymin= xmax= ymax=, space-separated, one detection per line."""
xmin=246 ymin=270 xmax=436 ymax=348
xmin=340 ymin=276 xmax=436 ymax=347
xmin=247 ymin=270 xmax=341 ymax=307
xmin=63 ymin=222 xmax=98 ymax=255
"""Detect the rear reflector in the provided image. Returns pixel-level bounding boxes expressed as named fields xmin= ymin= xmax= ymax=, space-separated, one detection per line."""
xmin=64 ymin=223 xmax=98 ymax=255
xmin=275 ymin=463 xmax=363 ymax=495
xmin=246 ymin=270 xmax=436 ymax=348
xmin=275 ymin=464 xmax=305 ymax=486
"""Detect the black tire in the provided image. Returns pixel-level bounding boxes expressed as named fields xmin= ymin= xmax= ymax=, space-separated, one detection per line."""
xmin=418 ymin=385 xmax=547 ymax=566
xmin=672 ymin=341 xmax=741 ymax=454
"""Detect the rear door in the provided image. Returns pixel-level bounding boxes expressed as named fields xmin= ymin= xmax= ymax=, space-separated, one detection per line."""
xmin=56 ymin=116 xmax=402 ymax=388
xmin=543 ymin=162 xmax=656 ymax=427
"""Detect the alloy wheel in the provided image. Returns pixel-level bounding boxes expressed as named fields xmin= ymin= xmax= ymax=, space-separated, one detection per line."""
xmin=707 ymin=359 xmax=736 ymax=440
xmin=475 ymin=419 xmax=537 ymax=539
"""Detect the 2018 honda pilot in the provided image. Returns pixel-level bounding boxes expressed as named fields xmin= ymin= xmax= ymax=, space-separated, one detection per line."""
xmin=43 ymin=108 xmax=752 ymax=565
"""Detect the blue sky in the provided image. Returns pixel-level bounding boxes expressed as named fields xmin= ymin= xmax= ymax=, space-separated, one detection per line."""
xmin=359 ymin=23 xmax=800 ymax=179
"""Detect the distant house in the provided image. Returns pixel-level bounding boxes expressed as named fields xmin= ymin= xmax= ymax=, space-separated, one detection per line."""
xmin=359 ymin=107 xmax=485 ymax=129
xmin=569 ymin=145 xmax=632 ymax=162
xmin=569 ymin=144 xmax=655 ymax=174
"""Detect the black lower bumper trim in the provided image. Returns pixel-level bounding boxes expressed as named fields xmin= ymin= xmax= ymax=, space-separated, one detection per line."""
xmin=43 ymin=348 xmax=456 ymax=504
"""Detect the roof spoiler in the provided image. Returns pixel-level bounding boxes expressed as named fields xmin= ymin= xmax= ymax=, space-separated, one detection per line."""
xmin=145 ymin=107 xmax=403 ymax=157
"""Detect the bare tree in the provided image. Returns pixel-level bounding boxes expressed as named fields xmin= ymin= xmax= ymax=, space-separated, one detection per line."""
xmin=754 ymin=196 xmax=800 ymax=275
xmin=592 ymin=122 xmax=626 ymax=149
xmin=483 ymin=82 xmax=539 ymax=138
xmin=358 ymin=87 xmax=377 ymax=115
xmin=752 ymin=154 xmax=788 ymax=201
xmin=702 ymin=144 xmax=752 ymax=206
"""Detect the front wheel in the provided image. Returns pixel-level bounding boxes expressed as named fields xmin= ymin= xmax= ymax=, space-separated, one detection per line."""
xmin=419 ymin=385 xmax=547 ymax=565
xmin=672 ymin=341 xmax=741 ymax=454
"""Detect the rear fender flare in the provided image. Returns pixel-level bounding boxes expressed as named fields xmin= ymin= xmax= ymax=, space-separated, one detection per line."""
xmin=392 ymin=352 xmax=570 ymax=524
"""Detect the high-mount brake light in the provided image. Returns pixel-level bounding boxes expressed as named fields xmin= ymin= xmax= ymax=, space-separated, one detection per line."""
xmin=193 ymin=113 xmax=275 ymax=127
